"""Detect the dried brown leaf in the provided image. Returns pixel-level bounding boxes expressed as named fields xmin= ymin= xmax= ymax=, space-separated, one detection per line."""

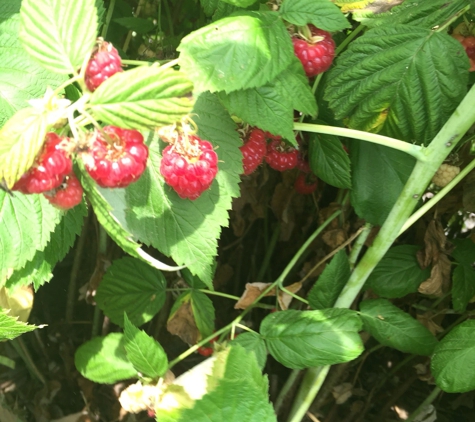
xmin=322 ymin=229 xmax=347 ymax=249
xmin=418 ymin=254 xmax=451 ymax=297
xmin=332 ymin=382 xmax=353 ymax=405
xmin=235 ymin=281 xmax=302 ymax=310
xmin=167 ymin=300 xmax=200 ymax=345
xmin=416 ymin=312 xmax=444 ymax=336
xmin=278 ymin=282 xmax=302 ymax=310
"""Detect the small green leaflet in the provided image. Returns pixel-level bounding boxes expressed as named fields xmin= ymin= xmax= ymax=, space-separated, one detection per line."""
xmin=430 ymin=319 xmax=475 ymax=393
xmin=0 ymin=308 xmax=37 ymax=340
xmin=0 ymin=107 xmax=48 ymax=188
xmin=178 ymin=11 xmax=293 ymax=93
xmin=279 ymin=0 xmax=350 ymax=32
xmin=308 ymin=132 xmax=351 ymax=188
xmin=308 ymin=250 xmax=350 ymax=309
xmin=452 ymin=265 xmax=475 ymax=313
xmin=261 ymin=309 xmax=364 ymax=369
xmin=0 ymin=191 xmax=62 ymax=285
xmin=19 ymin=0 xmax=97 ymax=74
xmin=325 ymin=25 xmax=468 ymax=145
xmin=431 ymin=320 xmax=475 ymax=393
xmin=95 ymin=257 xmax=167 ymax=327
xmin=75 ymin=333 xmax=137 ymax=383
xmin=359 ymin=299 xmax=437 ymax=356
xmin=126 ymin=93 xmax=242 ymax=284
xmin=220 ymin=0 xmax=257 ymax=7
xmin=190 ymin=290 xmax=216 ymax=340
xmin=218 ymin=59 xmax=316 ymax=143
xmin=350 ymin=141 xmax=415 ymax=226
xmin=123 ymin=314 xmax=168 ymax=378
xmin=6 ymin=202 xmax=87 ymax=291
xmin=89 ymin=66 xmax=194 ymax=129
xmin=353 ymin=0 xmax=471 ymax=30
xmin=452 ymin=238 xmax=475 ymax=265
xmin=365 ymin=245 xmax=430 ymax=298
xmin=230 ymin=332 xmax=267 ymax=370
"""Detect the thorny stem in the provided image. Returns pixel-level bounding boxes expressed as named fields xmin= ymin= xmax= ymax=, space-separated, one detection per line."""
xmin=167 ymin=210 xmax=342 ymax=369
xmin=293 ymin=122 xmax=426 ymax=161
xmin=288 ymin=83 xmax=475 ymax=422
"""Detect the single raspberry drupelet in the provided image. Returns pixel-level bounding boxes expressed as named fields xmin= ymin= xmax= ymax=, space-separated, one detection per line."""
xmin=265 ymin=139 xmax=298 ymax=172
xmin=44 ymin=174 xmax=84 ymax=209
xmin=83 ymin=126 xmax=148 ymax=188
xmin=292 ymin=26 xmax=335 ymax=78
xmin=160 ymin=135 xmax=218 ymax=200
xmin=294 ymin=172 xmax=318 ymax=195
xmin=85 ymin=41 xmax=123 ymax=91
xmin=240 ymin=128 xmax=267 ymax=175
xmin=13 ymin=133 xmax=72 ymax=194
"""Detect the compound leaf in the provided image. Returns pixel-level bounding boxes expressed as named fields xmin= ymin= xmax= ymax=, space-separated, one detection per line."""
xmin=325 ymin=25 xmax=468 ymax=145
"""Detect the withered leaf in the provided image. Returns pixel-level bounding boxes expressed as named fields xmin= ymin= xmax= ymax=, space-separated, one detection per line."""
xmin=234 ymin=281 xmax=302 ymax=310
xmin=167 ymin=300 xmax=200 ymax=345
xmin=418 ymin=254 xmax=451 ymax=297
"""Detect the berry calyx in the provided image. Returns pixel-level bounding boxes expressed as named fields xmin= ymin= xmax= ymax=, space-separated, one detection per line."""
xmin=265 ymin=139 xmax=298 ymax=172
xmin=83 ymin=126 xmax=148 ymax=188
xmin=13 ymin=133 xmax=72 ymax=194
xmin=294 ymin=172 xmax=318 ymax=195
xmin=292 ymin=26 xmax=335 ymax=77
xmin=44 ymin=173 xmax=84 ymax=209
xmin=84 ymin=40 xmax=123 ymax=92
xmin=160 ymin=135 xmax=218 ymax=200
xmin=240 ymin=128 xmax=267 ymax=175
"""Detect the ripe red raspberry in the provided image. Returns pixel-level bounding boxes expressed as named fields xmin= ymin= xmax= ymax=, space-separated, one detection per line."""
xmin=160 ymin=136 xmax=218 ymax=200
xmin=44 ymin=174 xmax=83 ymax=209
xmin=13 ymin=133 xmax=72 ymax=194
xmin=197 ymin=346 xmax=213 ymax=357
xmin=84 ymin=41 xmax=123 ymax=91
xmin=265 ymin=139 xmax=298 ymax=171
xmin=294 ymin=172 xmax=318 ymax=195
xmin=452 ymin=34 xmax=475 ymax=71
xmin=83 ymin=126 xmax=148 ymax=188
xmin=240 ymin=128 xmax=267 ymax=175
xmin=292 ymin=26 xmax=335 ymax=77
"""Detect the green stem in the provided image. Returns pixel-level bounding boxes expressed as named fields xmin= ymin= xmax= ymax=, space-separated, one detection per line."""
xmin=399 ymin=157 xmax=475 ymax=235
xmin=348 ymin=223 xmax=372 ymax=270
xmin=101 ymin=0 xmax=116 ymax=39
xmin=256 ymin=224 xmax=280 ymax=282
xmin=293 ymin=123 xmax=425 ymax=161
xmin=163 ymin=0 xmax=175 ymax=37
xmin=197 ymin=289 xmax=240 ymax=301
xmin=405 ymin=387 xmax=441 ymax=422
xmin=275 ymin=369 xmax=301 ymax=415
xmin=288 ymin=82 xmax=475 ymax=422
xmin=11 ymin=338 xmax=46 ymax=384
xmin=0 ymin=355 xmax=15 ymax=369
xmin=435 ymin=5 xmax=470 ymax=33
xmin=288 ymin=366 xmax=330 ymax=422
xmin=121 ymin=59 xmax=153 ymax=67
xmin=335 ymin=24 xmax=365 ymax=56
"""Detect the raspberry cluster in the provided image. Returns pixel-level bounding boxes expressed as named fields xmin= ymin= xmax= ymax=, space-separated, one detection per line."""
xmin=452 ymin=34 xmax=475 ymax=71
xmin=160 ymin=135 xmax=218 ymax=200
xmin=431 ymin=164 xmax=460 ymax=188
xmin=82 ymin=126 xmax=149 ymax=188
xmin=265 ymin=139 xmax=299 ymax=171
xmin=292 ymin=26 xmax=335 ymax=78
xmin=12 ymin=133 xmax=83 ymax=210
xmin=84 ymin=40 xmax=123 ymax=91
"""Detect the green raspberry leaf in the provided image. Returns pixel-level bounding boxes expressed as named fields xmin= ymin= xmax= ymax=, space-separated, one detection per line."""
xmin=178 ymin=11 xmax=293 ymax=93
xmin=19 ymin=0 xmax=98 ymax=74
xmin=75 ymin=333 xmax=137 ymax=383
xmin=353 ymin=0 xmax=472 ymax=30
xmin=431 ymin=320 xmax=475 ymax=393
xmin=359 ymin=299 xmax=438 ymax=356
xmin=125 ymin=93 xmax=242 ymax=285
xmin=89 ymin=66 xmax=194 ymax=130
xmin=325 ymin=25 xmax=468 ymax=145
xmin=350 ymin=141 xmax=415 ymax=225
xmin=220 ymin=0 xmax=258 ymax=7
xmin=95 ymin=257 xmax=167 ymax=327
xmin=452 ymin=265 xmax=475 ymax=313
xmin=0 ymin=191 xmax=62 ymax=286
xmin=6 ymin=202 xmax=87 ymax=291
xmin=365 ymin=245 xmax=430 ymax=299
xmin=0 ymin=308 xmax=37 ymax=340
xmin=123 ymin=314 xmax=168 ymax=378
xmin=261 ymin=309 xmax=364 ymax=369
xmin=279 ymin=0 xmax=350 ymax=32
xmin=308 ymin=132 xmax=351 ymax=188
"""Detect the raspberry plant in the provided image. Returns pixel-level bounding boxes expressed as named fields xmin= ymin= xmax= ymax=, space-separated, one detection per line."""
xmin=1 ymin=0 xmax=475 ymax=421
